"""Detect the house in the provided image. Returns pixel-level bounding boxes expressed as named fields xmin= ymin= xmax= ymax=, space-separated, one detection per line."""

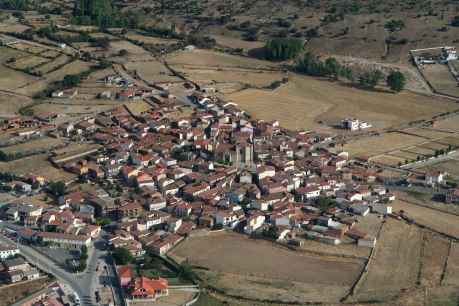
xmin=0 ymin=243 xmax=20 ymax=259
xmin=118 ymin=265 xmax=133 ymax=288
xmin=36 ymin=232 xmax=91 ymax=249
xmin=4 ymin=257 xmax=29 ymax=272
xmin=358 ymin=236 xmax=377 ymax=248
xmin=244 ymin=215 xmax=265 ymax=234
xmin=128 ymin=277 xmax=169 ymax=300
xmin=371 ymin=204 xmax=392 ymax=215
xmin=350 ymin=204 xmax=370 ymax=216
xmin=446 ymin=188 xmax=459 ymax=204
xmin=425 ymin=171 xmax=445 ymax=186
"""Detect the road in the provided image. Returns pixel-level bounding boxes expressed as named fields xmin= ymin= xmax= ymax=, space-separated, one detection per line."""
xmin=0 ymin=224 xmax=123 ymax=306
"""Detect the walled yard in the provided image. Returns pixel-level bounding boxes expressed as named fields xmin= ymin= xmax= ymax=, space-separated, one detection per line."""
xmin=170 ymin=231 xmax=363 ymax=303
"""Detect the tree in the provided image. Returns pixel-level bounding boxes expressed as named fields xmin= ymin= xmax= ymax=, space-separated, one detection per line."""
xmin=263 ymin=38 xmax=304 ymax=61
xmin=324 ymin=57 xmax=340 ymax=80
xmin=358 ymin=70 xmax=383 ymax=89
xmin=386 ymin=71 xmax=406 ymax=92
xmin=48 ymin=181 xmax=66 ymax=197
xmin=112 ymin=247 xmax=133 ymax=265
xmin=384 ymin=19 xmax=405 ymax=32
xmin=62 ymin=74 xmax=81 ymax=87
xmin=451 ymin=16 xmax=459 ymax=27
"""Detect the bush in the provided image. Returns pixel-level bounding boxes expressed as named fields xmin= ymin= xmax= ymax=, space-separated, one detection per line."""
xmin=386 ymin=71 xmax=406 ymax=92
xmin=112 ymin=247 xmax=133 ymax=265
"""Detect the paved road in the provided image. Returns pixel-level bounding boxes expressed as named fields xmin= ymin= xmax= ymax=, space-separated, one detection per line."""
xmin=0 ymin=224 xmax=123 ymax=306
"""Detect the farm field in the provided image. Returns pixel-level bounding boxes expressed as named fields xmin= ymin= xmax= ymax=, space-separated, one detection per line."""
xmin=124 ymin=32 xmax=179 ymax=45
xmin=391 ymin=198 xmax=459 ymax=238
xmin=353 ymin=219 xmax=422 ymax=302
xmin=419 ymin=232 xmax=450 ymax=287
xmin=211 ymin=34 xmax=265 ymax=50
xmin=125 ymin=60 xmax=182 ymax=83
xmin=34 ymin=54 xmax=71 ymax=75
xmin=0 ymin=65 xmax=37 ymax=92
xmin=0 ymin=154 xmax=76 ymax=182
xmin=15 ymin=60 xmax=92 ymax=96
xmin=423 ymin=64 xmax=459 ymax=97
xmin=0 ymin=137 xmax=64 ymax=154
xmin=443 ymin=242 xmax=459 ymax=286
xmin=167 ymin=49 xmax=277 ymax=69
xmin=417 ymin=159 xmax=459 ymax=178
xmin=228 ymin=74 xmax=458 ymax=131
xmin=170 ymin=231 xmax=363 ymax=303
xmin=0 ymin=93 xmax=32 ymax=116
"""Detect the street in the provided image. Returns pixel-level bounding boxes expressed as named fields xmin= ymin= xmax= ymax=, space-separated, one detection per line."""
xmin=0 ymin=224 xmax=124 ymax=306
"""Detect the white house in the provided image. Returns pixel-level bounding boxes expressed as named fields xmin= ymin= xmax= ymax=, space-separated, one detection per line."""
xmin=371 ymin=204 xmax=392 ymax=215
xmin=425 ymin=171 xmax=445 ymax=186
xmin=244 ymin=215 xmax=265 ymax=234
xmin=0 ymin=243 xmax=20 ymax=259
xmin=358 ymin=236 xmax=377 ymax=248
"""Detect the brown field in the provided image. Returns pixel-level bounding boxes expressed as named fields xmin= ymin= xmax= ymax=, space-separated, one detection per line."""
xmin=371 ymin=155 xmax=405 ymax=167
xmin=420 ymin=232 xmax=450 ymax=287
xmin=8 ymin=55 xmax=50 ymax=70
xmin=443 ymin=242 xmax=459 ymax=286
xmin=0 ymin=154 xmax=76 ymax=182
xmin=0 ymin=277 xmax=51 ymax=306
xmin=125 ymin=100 xmax=151 ymax=115
xmin=31 ymin=102 xmax=116 ymax=118
xmin=435 ymin=116 xmax=459 ymax=132
xmin=176 ymin=67 xmax=284 ymax=88
xmin=125 ymin=60 xmax=182 ymax=83
xmin=124 ymin=32 xmax=179 ymax=45
xmin=0 ymin=93 xmax=32 ymax=116
xmin=9 ymin=42 xmax=47 ymax=55
xmin=34 ymin=54 xmax=71 ymax=75
xmin=388 ymin=150 xmax=419 ymax=161
xmin=0 ymin=137 xmax=63 ymax=154
xmin=170 ymin=231 xmax=362 ymax=302
xmin=167 ymin=49 xmax=277 ymax=69
xmin=354 ymin=219 xmax=422 ymax=302
xmin=436 ymin=136 xmax=459 ymax=147
xmin=228 ymin=73 xmax=458 ymax=132
xmin=0 ymin=47 xmax=29 ymax=63
xmin=404 ymin=127 xmax=454 ymax=140
xmin=0 ymin=65 xmax=37 ymax=92
xmin=417 ymin=141 xmax=450 ymax=151
xmin=211 ymin=34 xmax=264 ymax=50
xmin=416 ymin=159 xmax=459 ymax=179
xmin=16 ymin=60 xmax=92 ymax=95
xmin=391 ymin=198 xmax=459 ymax=238
xmin=344 ymin=133 xmax=424 ymax=157
xmin=423 ymin=64 xmax=459 ymax=97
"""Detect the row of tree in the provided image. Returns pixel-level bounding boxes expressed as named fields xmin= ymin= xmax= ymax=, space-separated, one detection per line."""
xmin=295 ymin=52 xmax=406 ymax=92
xmin=263 ymin=38 xmax=304 ymax=61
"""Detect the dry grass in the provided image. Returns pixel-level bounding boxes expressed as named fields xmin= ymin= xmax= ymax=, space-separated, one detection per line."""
xmin=125 ymin=60 xmax=182 ymax=83
xmin=170 ymin=231 xmax=363 ymax=286
xmin=0 ymin=277 xmax=51 ymax=306
xmin=355 ymin=219 xmax=422 ymax=302
xmin=8 ymin=55 xmax=49 ymax=70
xmin=124 ymin=32 xmax=179 ymax=45
xmin=0 ymin=137 xmax=63 ymax=154
xmin=420 ymin=232 xmax=450 ymax=287
xmin=391 ymin=198 xmax=459 ymax=238
xmin=212 ymin=34 xmax=264 ymax=50
xmin=443 ymin=242 xmax=459 ymax=286
xmin=228 ymin=74 xmax=458 ymax=132
xmin=34 ymin=54 xmax=71 ymax=75
xmin=0 ymin=65 xmax=37 ymax=92
xmin=0 ymin=93 xmax=32 ymax=116
xmin=423 ymin=64 xmax=459 ymax=97
xmin=0 ymin=154 xmax=76 ymax=182
xmin=125 ymin=100 xmax=151 ymax=115
xmin=167 ymin=49 xmax=277 ymax=69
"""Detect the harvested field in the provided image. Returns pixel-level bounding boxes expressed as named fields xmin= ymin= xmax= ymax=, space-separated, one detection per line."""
xmin=423 ymin=64 xmax=459 ymax=97
xmin=443 ymin=242 xmax=459 ymax=286
xmin=417 ymin=159 xmax=459 ymax=179
xmin=177 ymin=67 xmax=284 ymax=88
xmin=0 ymin=277 xmax=51 ymax=306
xmin=0 ymin=93 xmax=32 ymax=116
xmin=125 ymin=60 xmax=182 ymax=83
xmin=391 ymin=198 xmax=459 ymax=238
xmin=16 ymin=60 xmax=92 ymax=95
xmin=435 ymin=116 xmax=459 ymax=132
xmin=212 ymin=34 xmax=264 ymax=50
xmin=0 ymin=65 xmax=37 ymax=92
xmin=31 ymin=102 xmax=115 ymax=118
xmin=9 ymin=42 xmax=46 ymax=55
xmin=8 ymin=55 xmax=49 ymax=70
xmin=404 ymin=127 xmax=454 ymax=140
xmin=229 ymin=74 xmax=458 ymax=132
xmin=388 ymin=150 xmax=419 ymax=161
xmin=0 ymin=154 xmax=76 ymax=182
xmin=0 ymin=137 xmax=63 ymax=154
xmin=170 ymin=231 xmax=362 ymax=286
xmin=420 ymin=232 xmax=450 ymax=287
xmin=371 ymin=155 xmax=405 ymax=167
xmin=167 ymin=49 xmax=277 ymax=69
xmin=124 ymin=32 xmax=179 ymax=45
xmin=0 ymin=47 xmax=29 ymax=63
xmin=354 ymin=219 xmax=422 ymax=302
xmin=299 ymin=239 xmax=371 ymax=259
xmin=125 ymin=100 xmax=151 ymax=115
xmin=34 ymin=54 xmax=71 ymax=75
xmin=345 ymin=133 xmax=424 ymax=157
xmin=436 ymin=136 xmax=459 ymax=147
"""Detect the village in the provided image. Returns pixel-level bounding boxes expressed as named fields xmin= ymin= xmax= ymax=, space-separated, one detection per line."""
xmin=0 ymin=60 xmax=458 ymax=306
